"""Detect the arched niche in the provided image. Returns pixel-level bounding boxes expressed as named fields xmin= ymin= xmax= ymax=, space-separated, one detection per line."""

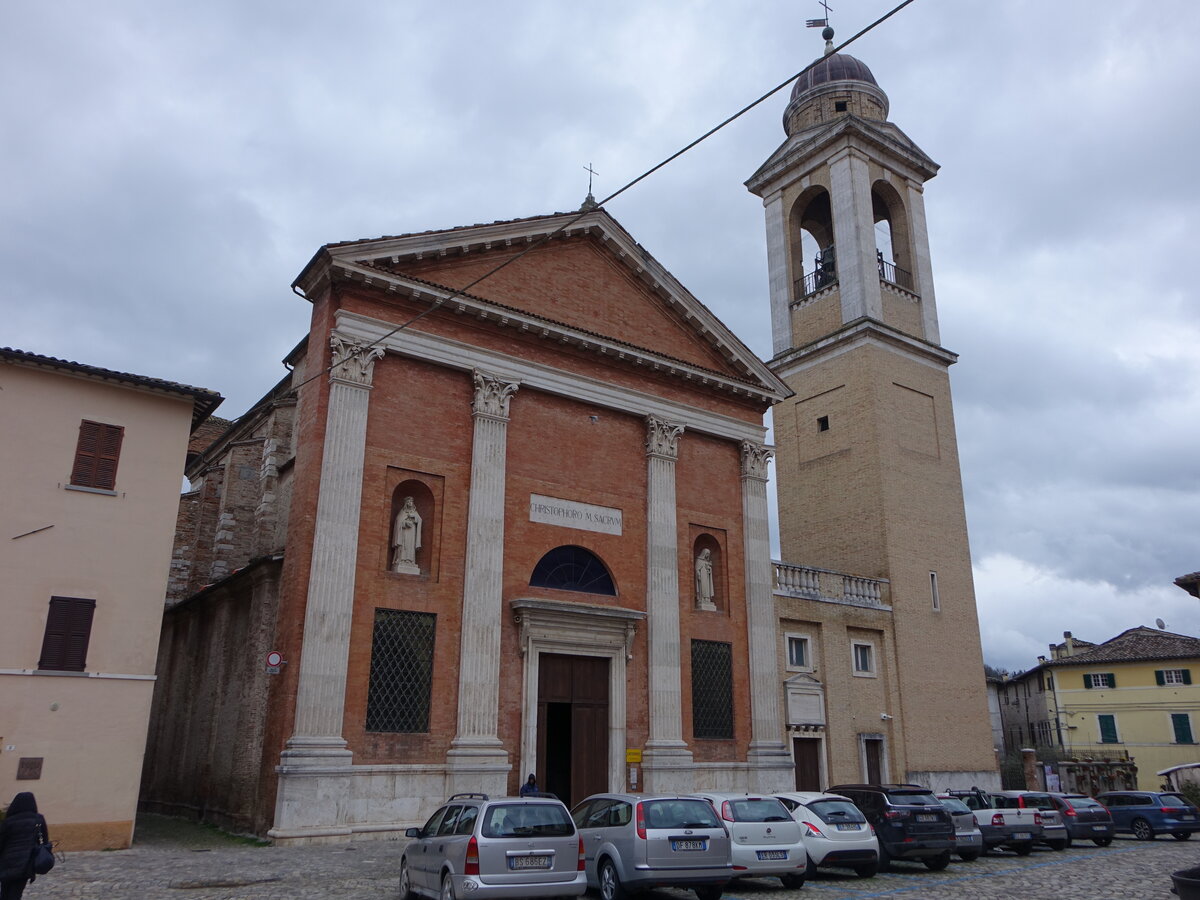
xmin=529 ymin=545 xmax=617 ymax=596
xmin=871 ymin=180 xmax=914 ymax=290
xmin=788 ymin=187 xmax=837 ymax=299
xmin=388 ymin=479 xmax=434 ymax=575
xmin=692 ymin=532 xmax=725 ymax=612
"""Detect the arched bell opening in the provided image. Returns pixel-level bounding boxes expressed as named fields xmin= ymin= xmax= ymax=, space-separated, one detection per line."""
xmin=788 ymin=187 xmax=836 ymax=300
xmin=871 ymin=181 xmax=915 ymax=292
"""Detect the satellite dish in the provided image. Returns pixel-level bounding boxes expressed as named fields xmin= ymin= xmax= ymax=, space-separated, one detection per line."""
xmin=1156 ymin=618 xmax=1167 ymax=630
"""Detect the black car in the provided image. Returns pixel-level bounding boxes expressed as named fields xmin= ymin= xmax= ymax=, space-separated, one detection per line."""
xmin=827 ymin=784 xmax=955 ymax=871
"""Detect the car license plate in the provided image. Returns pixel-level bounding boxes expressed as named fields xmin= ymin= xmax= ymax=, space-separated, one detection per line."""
xmin=1012 ymin=833 xmax=1031 ymax=840
xmin=835 ymin=824 xmax=859 ymax=831
xmin=916 ymin=814 xmax=937 ymax=822
xmin=1093 ymin=825 xmax=1108 ymax=831
xmin=672 ymin=840 xmax=706 ymax=851
xmin=1184 ymin=816 xmax=1196 ymax=821
xmin=757 ymin=850 xmax=788 ymax=860
xmin=509 ymin=856 xmax=550 ymax=870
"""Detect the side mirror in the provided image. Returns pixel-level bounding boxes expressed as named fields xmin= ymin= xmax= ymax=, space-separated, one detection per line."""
xmin=405 ymin=827 xmax=421 ymax=838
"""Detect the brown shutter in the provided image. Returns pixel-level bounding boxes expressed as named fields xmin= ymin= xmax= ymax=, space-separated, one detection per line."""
xmin=37 ymin=596 xmax=96 ymax=671
xmin=70 ymin=420 xmax=124 ymax=489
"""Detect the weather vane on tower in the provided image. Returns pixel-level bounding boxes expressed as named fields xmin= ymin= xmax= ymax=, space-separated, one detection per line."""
xmin=806 ymin=0 xmax=833 ymax=29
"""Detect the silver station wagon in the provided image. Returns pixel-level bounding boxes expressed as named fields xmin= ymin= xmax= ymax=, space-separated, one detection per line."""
xmin=572 ymin=793 xmax=732 ymax=900
xmin=400 ymin=793 xmax=587 ymax=900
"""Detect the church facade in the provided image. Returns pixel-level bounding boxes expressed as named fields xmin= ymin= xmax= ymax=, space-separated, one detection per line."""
xmin=142 ymin=208 xmax=795 ymax=841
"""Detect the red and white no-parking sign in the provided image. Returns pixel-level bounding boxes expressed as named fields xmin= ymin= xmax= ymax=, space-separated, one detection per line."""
xmin=266 ymin=650 xmax=284 ymax=672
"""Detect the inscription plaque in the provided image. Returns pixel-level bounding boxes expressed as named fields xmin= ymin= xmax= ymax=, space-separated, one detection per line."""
xmin=17 ymin=757 xmax=43 ymax=780
xmin=529 ymin=494 xmax=623 ymax=536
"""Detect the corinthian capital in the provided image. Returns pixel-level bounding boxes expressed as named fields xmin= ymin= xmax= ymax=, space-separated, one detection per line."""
xmin=645 ymin=416 xmax=685 ymax=460
xmin=472 ymin=370 xmax=520 ymax=420
xmin=329 ymin=335 xmax=385 ymax=386
xmin=740 ymin=440 xmax=773 ymax=480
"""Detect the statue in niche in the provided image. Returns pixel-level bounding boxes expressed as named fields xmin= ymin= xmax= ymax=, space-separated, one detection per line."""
xmin=695 ymin=548 xmax=716 ymax=611
xmin=391 ymin=496 xmax=423 ymax=575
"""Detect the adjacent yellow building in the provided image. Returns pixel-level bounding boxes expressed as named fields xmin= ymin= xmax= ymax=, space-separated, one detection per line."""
xmin=1050 ymin=626 xmax=1200 ymax=790
xmin=0 ymin=348 xmax=219 ymax=849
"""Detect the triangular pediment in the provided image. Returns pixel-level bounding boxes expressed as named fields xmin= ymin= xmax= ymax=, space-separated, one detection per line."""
xmin=294 ymin=209 xmax=788 ymax=403
xmin=747 ymin=114 xmax=939 ymax=195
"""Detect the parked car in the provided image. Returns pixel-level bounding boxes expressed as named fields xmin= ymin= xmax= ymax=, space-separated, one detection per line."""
xmin=775 ymin=791 xmax=880 ymax=878
xmin=991 ymin=791 xmax=1069 ymax=850
xmin=688 ymin=793 xmax=806 ymax=888
xmin=1096 ymin=790 xmax=1200 ymax=841
xmin=826 ymin=784 xmax=954 ymax=871
xmin=1046 ymin=793 xmax=1114 ymax=846
xmin=571 ymin=793 xmax=732 ymax=900
xmin=936 ymin=796 xmax=983 ymax=861
xmin=942 ymin=788 xmax=1042 ymax=856
xmin=400 ymin=793 xmax=587 ymax=900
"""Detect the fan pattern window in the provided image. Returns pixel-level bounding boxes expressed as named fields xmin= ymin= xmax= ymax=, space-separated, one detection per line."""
xmin=529 ymin=546 xmax=616 ymax=596
xmin=691 ymin=640 xmax=733 ymax=740
xmin=366 ymin=609 xmax=436 ymax=733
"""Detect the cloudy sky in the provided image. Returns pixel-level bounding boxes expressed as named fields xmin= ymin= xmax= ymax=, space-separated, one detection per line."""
xmin=4 ymin=1 xmax=1197 ymax=672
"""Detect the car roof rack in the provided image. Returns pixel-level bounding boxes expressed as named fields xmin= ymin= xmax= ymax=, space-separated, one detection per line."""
xmin=448 ymin=793 xmax=489 ymax=801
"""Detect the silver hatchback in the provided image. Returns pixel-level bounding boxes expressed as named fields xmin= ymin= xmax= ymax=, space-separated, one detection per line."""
xmin=572 ymin=793 xmax=733 ymax=900
xmin=400 ymin=793 xmax=587 ymax=899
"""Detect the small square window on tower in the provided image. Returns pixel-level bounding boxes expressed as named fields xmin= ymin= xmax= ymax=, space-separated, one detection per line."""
xmin=834 ymin=100 xmax=848 ymax=112
xmin=817 ymin=416 xmax=830 ymax=432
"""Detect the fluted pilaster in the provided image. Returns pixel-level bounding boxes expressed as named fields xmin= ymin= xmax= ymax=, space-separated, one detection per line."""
xmin=643 ymin=416 xmax=688 ymax=755
xmin=284 ymin=335 xmax=383 ymax=763
xmin=450 ymin=371 xmax=519 ymax=762
xmin=741 ymin=440 xmax=791 ymax=779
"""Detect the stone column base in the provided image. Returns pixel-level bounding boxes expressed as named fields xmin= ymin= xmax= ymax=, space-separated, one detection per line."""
xmin=746 ymin=742 xmax=797 ymax=793
xmin=641 ymin=743 xmax=696 ymax=793
xmin=446 ymin=741 xmax=511 ymax=797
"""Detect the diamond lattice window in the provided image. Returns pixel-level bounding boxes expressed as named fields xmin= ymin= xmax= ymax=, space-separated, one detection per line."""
xmin=691 ymin=639 xmax=733 ymax=740
xmin=366 ymin=609 xmax=436 ymax=733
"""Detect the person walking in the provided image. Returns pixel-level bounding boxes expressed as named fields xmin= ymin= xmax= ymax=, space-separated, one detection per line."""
xmin=0 ymin=792 xmax=50 ymax=900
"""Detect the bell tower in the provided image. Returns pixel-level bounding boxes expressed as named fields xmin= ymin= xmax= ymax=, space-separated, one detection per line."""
xmin=747 ymin=29 xmax=997 ymax=787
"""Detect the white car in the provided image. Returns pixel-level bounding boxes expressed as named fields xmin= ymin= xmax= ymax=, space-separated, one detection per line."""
xmin=688 ymin=792 xmax=807 ymax=889
xmin=774 ymin=791 xmax=880 ymax=878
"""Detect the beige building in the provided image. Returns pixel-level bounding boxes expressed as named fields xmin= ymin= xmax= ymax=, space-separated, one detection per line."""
xmin=747 ymin=31 xmax=998 ymax=790
xmin=0 ymin=347 xmax=220 ymax=849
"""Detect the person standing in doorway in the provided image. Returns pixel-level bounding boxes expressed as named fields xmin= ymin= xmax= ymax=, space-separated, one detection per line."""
xmin=0 ymin=792 xmax=50 ymax=900
xmin=519 ymin=774 xmax=539 ymax=796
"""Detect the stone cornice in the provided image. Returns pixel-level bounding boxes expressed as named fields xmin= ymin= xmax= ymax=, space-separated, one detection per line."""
xmin=747 ymin=115 xmax=938 ymax=197
xmin=333 ymin=310 xmax=770 ymax=444
xmin=293 ymin=209 xmax=789 ymax=403
xmin=768 ymin=318 xmax=957 ymax=380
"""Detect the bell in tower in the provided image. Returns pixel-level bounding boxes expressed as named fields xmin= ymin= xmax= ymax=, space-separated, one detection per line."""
xmin=748 ymin=29 xmax=999 ymax=792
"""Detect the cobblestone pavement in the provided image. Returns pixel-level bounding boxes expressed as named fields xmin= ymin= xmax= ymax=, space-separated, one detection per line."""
xmin=30 ymin=818 xmax=1200 ymax=900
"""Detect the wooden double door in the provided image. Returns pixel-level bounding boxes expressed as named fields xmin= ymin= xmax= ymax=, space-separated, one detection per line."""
xmin=537 ymin=654 xmax=609 ymax=809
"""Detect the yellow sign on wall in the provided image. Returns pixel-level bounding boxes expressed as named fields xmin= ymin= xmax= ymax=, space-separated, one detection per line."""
xmin=625 ymin=749 xmax=643 ymax=763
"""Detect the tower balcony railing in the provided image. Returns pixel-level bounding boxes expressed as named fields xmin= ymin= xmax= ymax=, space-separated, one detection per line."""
xmin=773 ymin=560 xmax=890 ymax=609
xmin=878 ymin=257 xmax=915 ymax=292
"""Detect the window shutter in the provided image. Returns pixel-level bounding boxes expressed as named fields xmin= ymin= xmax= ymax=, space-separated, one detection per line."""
xmin=70 ymin=421 xmax=124 ymax=490
xmin=1109 ymin=673 xmax=1116 ymax=688
xmin=1173 ymin=714 xmax=1195 ymax=745
xmin=1084 ymin=676 xmax=1092 ymax=689
xmin=37 ymin=597 xmax=96 ymax=671
xmin=1098 ymin=714 xmax=1118 ymax=744
xmin=1186 ymin=670 xmax=1193 ymax=685
xmin=1156 ymin=670 xmax=1166 ymax=686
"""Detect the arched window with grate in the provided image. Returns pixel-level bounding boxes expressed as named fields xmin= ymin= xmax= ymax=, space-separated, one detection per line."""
xmin=529 ymin=545 xmax=617 ymax=596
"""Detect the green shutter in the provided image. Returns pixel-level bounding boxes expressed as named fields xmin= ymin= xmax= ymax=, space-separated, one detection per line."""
xmin=1173 ymin=714 xmax=1195 ymax=744
xmin=1084 ymin=675 xmax=1093 ymax=689
xmin=1099 ymin=715 xmax=1118 ymax=744
xmin=1185 ymin=670 xmax=1193 ymax=685
xmin=1156 ymin=670 xmax=1166 ymax=686
xmin=1108 ymin=673 xmax=1116 ymax=688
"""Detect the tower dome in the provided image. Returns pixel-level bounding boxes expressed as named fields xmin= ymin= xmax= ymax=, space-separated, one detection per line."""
xmin=783 ymin=29 xmax=889 ymax=135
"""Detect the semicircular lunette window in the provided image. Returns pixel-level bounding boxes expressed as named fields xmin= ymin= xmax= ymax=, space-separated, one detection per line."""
xmin=530 ymin=545 xmax=617 ymax=596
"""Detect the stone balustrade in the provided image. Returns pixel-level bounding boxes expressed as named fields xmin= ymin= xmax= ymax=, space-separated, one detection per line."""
xmin=773 ymin=561 xmax=890 ymax=609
